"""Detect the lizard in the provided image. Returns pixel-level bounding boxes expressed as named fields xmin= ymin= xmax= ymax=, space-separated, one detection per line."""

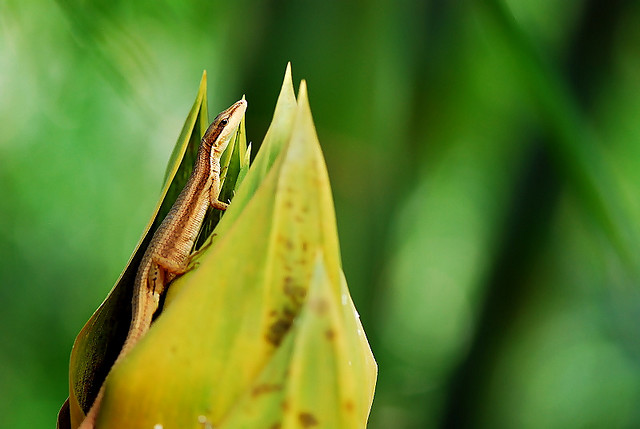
xmin=78 ymin=99 xmax=247 ymax=429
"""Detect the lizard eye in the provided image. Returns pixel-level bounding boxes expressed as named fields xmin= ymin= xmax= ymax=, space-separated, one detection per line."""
xmin=220 ymin=118 xmax=229 ymax=126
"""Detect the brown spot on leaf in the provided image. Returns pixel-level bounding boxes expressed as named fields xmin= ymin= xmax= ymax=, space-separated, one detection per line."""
xmin=344 ymin=400 xmax=355 ymax=413
xmin=299 ymin=412 xmax=318 ymax=427
xmin=283 ymin=275 xmax=294 ymax=287
xmin=285 ymin=307 xmax=298 ymax=323
xmin=310 ymin=298 xmax=329 ymax=315
xmin=278 ymin=234 xmax=294 ymax=249
xmin=266 ymin=318 xmax=293 ymax=346
xmin=269 ymin=423 xmax=282 ymax=429
xmin=252 ymin=383 xmax=282 ymax=397
xmin=284 ymin=277 xmax=307 ymax=306
xmin=325 ymin=329 xmax=335 ymax=341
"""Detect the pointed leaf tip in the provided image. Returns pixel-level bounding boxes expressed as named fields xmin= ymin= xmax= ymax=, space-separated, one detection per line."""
xmin=198 ymin=71 xmax=207 ymax=92
xmin=297 ymin=80 xmax=308 ymax=106
xmin=281 ymin=64 xmax=295 ymax=101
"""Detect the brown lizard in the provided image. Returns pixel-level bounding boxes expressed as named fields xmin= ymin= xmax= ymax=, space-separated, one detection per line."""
xmin=78 ymin=99 xmax=247 ymax=428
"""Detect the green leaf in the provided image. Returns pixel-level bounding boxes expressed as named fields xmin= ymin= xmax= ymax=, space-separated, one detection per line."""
xmin=66 ymin=71 xmax=216 ymax=428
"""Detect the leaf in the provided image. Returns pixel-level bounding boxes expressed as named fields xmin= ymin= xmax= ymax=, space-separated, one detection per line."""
xmin=57 ymin=399 xmax=71 ymax=429
xmin=92 ymin=74 xmax=376 ymax=428
xmin=64 ymin=71 xmax=223 ymax=428
xmin=196 ymin=62 xmax=296 ymax=252
xmin=218 ymin=258 xmax=376 ymax=429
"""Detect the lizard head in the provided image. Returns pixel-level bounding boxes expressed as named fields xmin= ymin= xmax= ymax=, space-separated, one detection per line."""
xmin=202 ymin=98 xmax=248 ymax=155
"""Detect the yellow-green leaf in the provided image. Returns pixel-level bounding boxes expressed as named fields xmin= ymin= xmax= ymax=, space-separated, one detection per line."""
xmin=64 ymin=71 xmax=244 ymax=428
xmin=219 ymin=257 xmax=376 ymax=428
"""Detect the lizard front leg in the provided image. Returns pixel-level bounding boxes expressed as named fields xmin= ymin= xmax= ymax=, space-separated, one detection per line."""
xmin=209 ymin=170 xmax=229 ymax=211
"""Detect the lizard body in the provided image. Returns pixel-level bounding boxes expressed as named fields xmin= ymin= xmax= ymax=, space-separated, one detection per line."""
xmin=78 ymin=99 xmax=247 ymax=429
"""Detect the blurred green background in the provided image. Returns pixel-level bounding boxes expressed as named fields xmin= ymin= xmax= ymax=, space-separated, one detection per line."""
xmin=2 ymin=0 xmax=640 ymax=427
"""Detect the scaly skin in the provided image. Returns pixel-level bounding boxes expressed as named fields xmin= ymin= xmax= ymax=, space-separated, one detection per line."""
xmin=78 ymin=99 xmax=247 ymax=429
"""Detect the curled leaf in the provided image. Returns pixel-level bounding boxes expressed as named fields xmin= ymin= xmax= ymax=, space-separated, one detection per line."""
xmin=64 ymin=71 xmax=245 ymax=428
